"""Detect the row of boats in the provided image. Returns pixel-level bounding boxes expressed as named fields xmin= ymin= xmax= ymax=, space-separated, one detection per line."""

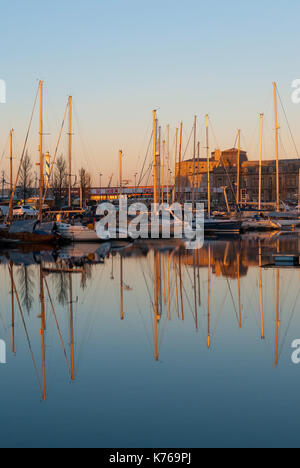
xmin=0 ymin=208 xmax=300 ymax=245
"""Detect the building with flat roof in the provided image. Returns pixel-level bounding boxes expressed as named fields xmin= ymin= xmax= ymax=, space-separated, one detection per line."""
xmin=176 ymin=148 xmax=300 ymax=207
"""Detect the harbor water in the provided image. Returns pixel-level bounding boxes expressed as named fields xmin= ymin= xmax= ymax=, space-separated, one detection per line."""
xmin=0 ymin=233 xmax=300 ymax=448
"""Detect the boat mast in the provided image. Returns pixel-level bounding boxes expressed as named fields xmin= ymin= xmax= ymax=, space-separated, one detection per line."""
xmin=237 ymin=251 xmax=242 ymax=329
xmin=158 ymin=126 xmax=161 ymax=204
xmin=193 ymin=251 xmax=198 ymax=331
xmin=259 ymin=240 xmax=265 ymax=340
xmin=68 ymin=96 xmax=72 ymax=208
xmin=173 ymin=127 xmax=178 ymax=203
xmin=161 ymin=140 xmax=165 ymax=203
xmin=10 ymin=261 xmax=15 ymax=355
xmin=167 ymin=253 xmax=171 ymax=321
xmin=39 ymin=80 xmax=44 ymax=221
xmin=154 ymin=250 xmax=159 ymax=361
xmin=120 ymin=255 xmax=124 ymax=321
xmin=259 ymin=114 xmax=264 ymax=211
xmin=119 ymin=150 xmax=123 ymax=198
xmin=167 ymin=125 xmax=170 ymax=205
xmin=273 ymin=82 xmax=280 ymax=212
xmin=236 ymin=129 xmax=241 ymax=207
xmin=10 ymin=129 xmax=14 ymax=196
xmin=206 ymin=115 xmax=211 ymax=217
xmin=178 ymin=122 xmax=183 ymax=203
xmin=207 ymin=245 xmax=211 ymax=348
xmin=69 ymin=273 xmax=75 ymax=380
xmin=275 ymin=240 xmax=280 ymax=367
xmin=192 ymin=115 xmax=197 ymax=208
xmin=40 ymin=264 xmax=46 ymax=401
xmin=153 ymin=110 xmax=158 ymax=205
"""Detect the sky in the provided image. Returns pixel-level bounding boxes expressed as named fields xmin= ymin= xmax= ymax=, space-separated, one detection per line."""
xmin=0 ymin=0 xmax=300 ymax=186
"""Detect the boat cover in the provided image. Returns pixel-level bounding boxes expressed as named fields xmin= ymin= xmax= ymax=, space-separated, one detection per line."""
xmin=9 ymin=220 xmax=40 ymax=234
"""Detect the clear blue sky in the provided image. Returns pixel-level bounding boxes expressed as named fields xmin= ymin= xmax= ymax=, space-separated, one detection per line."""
xmin=0 ymin=0 xmax=300 ymax=185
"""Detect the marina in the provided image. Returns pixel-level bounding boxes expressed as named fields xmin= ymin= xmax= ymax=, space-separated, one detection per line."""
xmin=2 ymin=0 xmax=300 ymax=451
xmin=0 ymin=233 xmax=299 ymax=447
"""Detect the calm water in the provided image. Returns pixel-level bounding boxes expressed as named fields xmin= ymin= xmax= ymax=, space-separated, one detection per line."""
xmin=0 ymin=233 xmax=300 ymax=448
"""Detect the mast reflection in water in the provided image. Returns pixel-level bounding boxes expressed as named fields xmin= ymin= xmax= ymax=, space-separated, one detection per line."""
xmin=0 ymin=233 xmax=300 ymax=448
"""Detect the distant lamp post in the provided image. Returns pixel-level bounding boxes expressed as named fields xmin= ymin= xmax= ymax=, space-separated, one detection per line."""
xmin=134 ymin=172 xmax=138 ymax=195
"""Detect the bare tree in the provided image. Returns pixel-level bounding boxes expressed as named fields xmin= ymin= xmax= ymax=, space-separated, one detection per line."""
xmin=53 ymin=155 xmax=67 ymax=208
xmin=79 ymin=167 xmax=91 ymax=205
xmin=19 ymin=151 xmax=33 ymax=202
xmin=17 ymin=266 xmax=35 ymax=315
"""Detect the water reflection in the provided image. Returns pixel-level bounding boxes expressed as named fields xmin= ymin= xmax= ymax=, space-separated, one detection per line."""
xmin=0 ymin=232 xmax=300 ymax=403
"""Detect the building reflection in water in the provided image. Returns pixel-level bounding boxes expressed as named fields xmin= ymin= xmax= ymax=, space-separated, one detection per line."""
xmin=0 ymin=231 xmax=299 ymax=399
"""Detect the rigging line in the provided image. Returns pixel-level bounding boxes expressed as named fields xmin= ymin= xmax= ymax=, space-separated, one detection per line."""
xmin=145 ymin=164 xmax=153 ymax=187
xmin=136 ymin=118 xmax=152 ymax=168
xmin=0 ymin=135 xmax=10 ymax=165
xmin=158 ymin=302 xmax=170 ymax=354
xmin=44 ymin=277 xmax=72 ymax=377
xmin=10 ymin=83 xmax=39 ymax=207
xmin=209 ymin=119 xmax=220 ymax=150
xmin=139 ymin=163 xmax=153 ymax=187
xmin=137 ymin=132 xmax=153 ymax=188
xmin=181 ymin=266 xmax=195 ymax=320
xmin=226 ymin=276 xmax=239 ymax=325
xmin=212 ymin=289 xmax=229 ymax=339
xmin=43 ymin=100 xmax=69 ymax=204
xmin=277 ymin=88 xmax=299 ymax=158
xmin=0 ymin=280 xmax=11 ymax=347
xmin=136 ymin=304 xmax=153 ymax=353
xmin=278 ymin=286 xmax=300 ymax=360
xmin=141 ymin=267 xmax=155 ymax=342
xmin=182 ymin=126 xmax=194 ymax=161
xmin=279 ymin=134 xmax=288 ymax=159
xmin=233 ymin=132 xmax=238 ymax=149
xmin=10 ymin=268 xmax=43 ymax=395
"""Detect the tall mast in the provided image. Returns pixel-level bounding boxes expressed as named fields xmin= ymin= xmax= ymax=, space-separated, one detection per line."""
xmin=119 ymin=150 xmax=123 ymax=198
xmin=39 ymin=80 xmax=44 ymax=221
xmin=158 ymin=126 xmax=161 ymax=204
xmin=178 ymin=123 xmax=183 ymax=203
xmin=273 ymin=82 xmax=280 ymax=212
xmin=193 ymin=251 xmax=198 ymax=331
xmin=275 ymin=240 xmax=280 ymax=367
xmin=40 ymin=264 xmax=46 ymax=401
xmin=69 ymin=273 xmax=75 ymax=381
xmin=167 ymin=253 xmax=171 ymax=321
xmin=259 ymin=240 xmax=265 ymax=340
xmin=236 ymin=129 xmax=241 ymax=207
xmin=206 ymin=115 xmax=211 ymax=217
xmin=10 ymin=262 xmax=15 ymax=355
xmin=259 ymin=114 xmax=264 ymax=211
xmin=173 ymin=127 xmax=178 ymax=203
xmin=237 ymin=252 xmax=242 ymax=329
xmin=207 ymin=244 xmax=211 ymax=348
xmin=167 ymin=125 xmax=170 ymax=205
xmin=10 ymin=129 xmax=14 ymax=195
xmin=161 ymin=140 xmax=165 ymax=203
xmin=120 ymin=256 xmax=124 ymax=321
xmin=154 ymin=250 xmax=159 ymax=361
xmin=153 ymin=110 xmax=158 ymax=205
xmin=192 ymin=116 xmax=197 ymax=208
xmin=68 ymin=96 xmax=72 ymax=208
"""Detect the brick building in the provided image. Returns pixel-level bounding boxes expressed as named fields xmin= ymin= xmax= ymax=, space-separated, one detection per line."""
xmin=176 ymin=148 xmax=300 ymax=207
